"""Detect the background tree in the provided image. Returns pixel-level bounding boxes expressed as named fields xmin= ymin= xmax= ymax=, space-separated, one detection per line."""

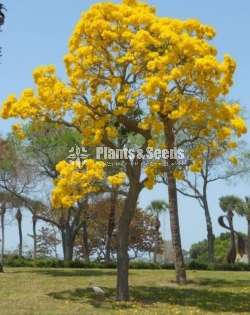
xmin=9 ymin=123 xmax=88 ymax=263
xmin=190 ymin=232 xmax=237 ymax=263
xmin=0 ymin=4 xmax=6 ymax=270
xmin=174 ymin=142 xmax=247 ymax=264
xmin=0 ymin=3 xmax=6 ymax=26
xmin=105 ymin=189 xmax=118 ymax=263
xmin=35 ymin=226 xmax=61 ymax=258
xmin=146 ymin=200 xmax=168 ymax=263
xmin=32 ymin=214 xmax=37 ymax=260
xmin=0 ymin=2 xmax=6 ymax=59
xmin=15 ymin=208 xmax=23 ymax=257
xmin=219 ymin=195 xmax=245 ymax=263
xmin=230 ymin=196 xmax=250 ymax=263
xmin=74 ymin=196 xmax=160 ymax=261
xmin=0 ymin=203 xmax=5 ymax=272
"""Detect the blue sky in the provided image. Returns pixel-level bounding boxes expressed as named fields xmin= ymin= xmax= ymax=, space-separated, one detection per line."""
xmin=0 ymin=0 xmax=249 ymax=252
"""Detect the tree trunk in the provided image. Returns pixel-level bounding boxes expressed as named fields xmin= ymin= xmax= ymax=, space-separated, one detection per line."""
xmin=164 ymin=121 xmax=186 ymax=284
xmin=153 ymin=216 xmax=161 ymax=264
xmin=167 ymin=171 xmax=186 ymax=283
xmin=61 ymin=228 xmax=74 ymax=262
xmin=247 ymin=217 xmax=250 ymax=264
xmin=82 ymin=221 xmax=90 ymax=263
xmin=116 ymin=184 xmax=140 ymax=301
xmin=0 ymin=207 xmax=5 ymax=272
xmin=227 ymin=210 xmax=236 ymax=264
xmin=32 ymin=215 xmax=37 ymax=260
xmin=203 ymin=198 xmax=214 ymax=264
xmin=16 ymin=208 xmax=23 ymax=257
xmin=105 ymin=190 xmax=117 ymax=263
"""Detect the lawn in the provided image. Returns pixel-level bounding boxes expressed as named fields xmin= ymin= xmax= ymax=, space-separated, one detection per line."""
xmin=0 ymin=268 xmax=250 ymax=315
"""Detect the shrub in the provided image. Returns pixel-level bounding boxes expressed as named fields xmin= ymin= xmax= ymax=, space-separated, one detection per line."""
xmin=4 ymin=255 xmax=250 ymax=271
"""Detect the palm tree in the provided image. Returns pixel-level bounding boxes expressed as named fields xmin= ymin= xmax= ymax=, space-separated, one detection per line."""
xmin=146 ymin=200 xmax=168 ymax=263
xmin=233 ymin=196 xmax=250 ymax=263
xmin=105 ymin=189 xmax=118 ymax=263
xmin=0 ymin=205 xmax=6 ymax=272
xmin=15 ymin=208 xmax=23 ymax=257
xmin=219 ymin=195 xmax=244 ymax=263
xmin=0 ymin=3 xmax=6 ymax=26
xmin=32 ymin=214 xmax=37 ymax=260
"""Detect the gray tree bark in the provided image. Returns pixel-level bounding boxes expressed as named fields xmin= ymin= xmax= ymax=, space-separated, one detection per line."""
xmin=32 ymin=215 xmax=37 ymax=260
xmin=247 ymin=217 xmax=250 ymax=264
xmin=0 ymin=207 xmax=6 ymax=272
xmin=16 ymin=208 xmax=23 ymax=257
xmin=116 ymin=184 xmax=140 ymax=301
xmin=105 ymin=190 xmax=117 ymax=263
xmin=165 ymin=121 xmax=186 ymax=284
xmin=202 ymin=197 xmax=214 ymax=264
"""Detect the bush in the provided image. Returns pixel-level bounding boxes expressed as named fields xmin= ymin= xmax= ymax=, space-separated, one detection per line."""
xmin=161 ymin=263 xmax=175 ymax=270
xmin=34 ymin=259 xmax=64 ymax=268
xmin=130 ymin=261 xmax=161 ymax=269
xmin=4 ymin=255 xmax=250 ymax=271
xmin=5 ymin=255 xmax=33 ymax=267
xmin=188 ymin=260 xmax=250 ymax=271
xmin=188 ymin=260 xmax=208 ymax=270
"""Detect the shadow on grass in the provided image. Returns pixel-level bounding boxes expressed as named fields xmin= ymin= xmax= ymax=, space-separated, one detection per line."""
xmin=48 ymin=285 xmax=250 ymax=313
xmin=9 ymin=269 xmax=116 ymax=278
xmin=196 ymin=277 xmax=250 ymax=288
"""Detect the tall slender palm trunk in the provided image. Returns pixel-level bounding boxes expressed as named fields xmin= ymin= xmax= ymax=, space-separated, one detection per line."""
xmin=247 ymin=217 xmax=250 ymax=264
xmin=32 ymin=215 xmax=37 ymax=260
xmin=0 ymin=207 xmax=6 ymax=272
xmin=167 ymin=171 xmax=186 ymax=283
xmin=165 ymin=121 xmax=186 ymax=284
xmin=153 ymin=215 xmax=161 ymax=264
xmin=16 ymin=208 xmax=23 ymax=257
xmin=227 ymin=210 xmax=236 ymax=263
xmin=105 ymin=190 xmax=117 ymax=263
xmin=203 ymin=198 xmax=214 ymax=264
xmin=82 ymin=221 xmax=89 ymax=263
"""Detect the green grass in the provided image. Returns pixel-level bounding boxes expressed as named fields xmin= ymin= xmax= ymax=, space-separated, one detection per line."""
xmin=0 ymin=268 xmax=250 ymax=315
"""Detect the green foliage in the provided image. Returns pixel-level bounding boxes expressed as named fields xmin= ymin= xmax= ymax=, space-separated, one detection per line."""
xmin=23 ymin=122 xmax=82 ymax=177
xmin=5 ymin=255 xmax=250 ymax=271
xmin=146 ymin=200 xmax=169 ymax=216
xmin=236 ymin=196 xmax=250 ymax=217
xmin=190 ymin=233 xmax=234 ymax=263
xmin=219 ymin=195 xmax=244 ymax=213
xmin=4 ymin=255 xmax=34 ymax=267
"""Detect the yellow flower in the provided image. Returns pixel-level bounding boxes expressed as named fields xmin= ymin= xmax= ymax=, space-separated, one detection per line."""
xmin=217 ymin=127 xmax=231 ymax=140
xmin=229 ymin=156 xmax=238 ymax=165
xmin=108 ymin=172 xmax=126 ymax=186
xmin=189 ymin=160 xmax=203 ymax=173
xmin=52 ymin=159 xmax=105 ymax=209
xmin=227 ymin=141 xmax=237 ymax=149
xmin=12 ymin=124 xmax=26 ymax=140
xmin=173 ymin=169 xmax=184 ymax=180
xmin=231 ymin=117 xmax=247 ymax=136
xmin=147 ymin=139 xmax=156 ymax=148
xmin=106 ymin=126 xmax=118 ymax=139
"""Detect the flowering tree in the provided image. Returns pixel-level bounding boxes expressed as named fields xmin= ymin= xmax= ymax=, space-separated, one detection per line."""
xmin=1 ymin=0 xmax=247 ymax=300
